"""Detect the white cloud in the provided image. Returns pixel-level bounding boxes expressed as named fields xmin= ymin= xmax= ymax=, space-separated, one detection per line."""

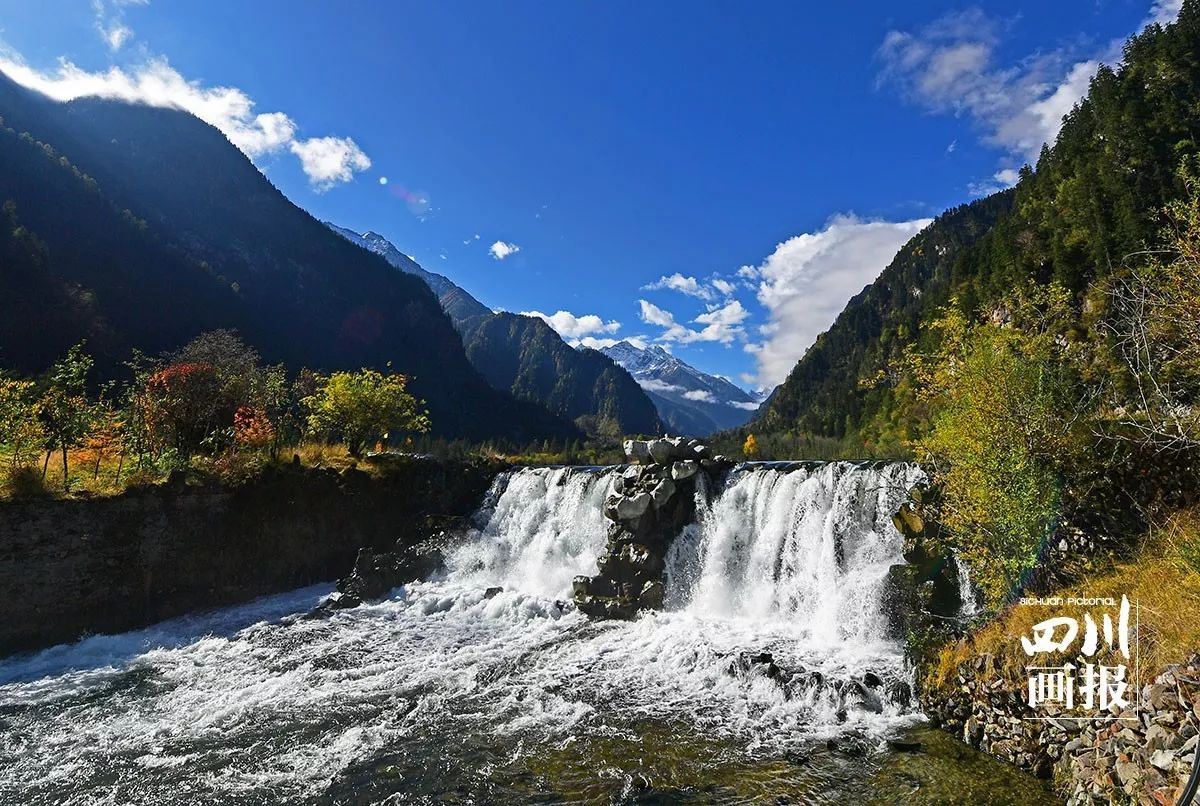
xmin=692 ymin=299 xmax=749 ymax=344
xmin=967 ymin=166 xmax=1023 ymax=197
xmin=682 ymin=389 xmax=716 ymax=403
xmin=102 ymin=24 xmax=132 ymax=51
xmin=1147 ymin=0 xmax=1183 ymax=26
xmin=638 ymin=300 xmax=678 ymax=329
xmin=711 ymin=278 xmax=736 ymax=296
xmin=93 ymin=0 xmax=147 ymax=52
xmin=642 ymin=272 xmax=741 ymax=301
xmin=642 ymin=273 xmax=714 ymax=300
xmin=729 ymin=401 xmax=761 ymax=411
xmin=576 ymin=336 xmax=620 ymax=350
xmin=521 ymin=309 xmax=620 ymax=341
xmin=747 ymin=214 xmax=931 ymax=387
xmin=876 ymin=9 xmax=1102 ymax=174
xmin=0 ymin=53 xmax=372 ymax=190
xmin=879 ymin=2 xmax=1187 ymax=180
xmin=489 ymin=240 xmax=521 ymax=260
xmin=638 ymin=378 xmax=684 ymax=394
xmin=638 ymin=299 xmax=748 ymax=345
xmin=289 ymin=136 xmax=371 ymax=191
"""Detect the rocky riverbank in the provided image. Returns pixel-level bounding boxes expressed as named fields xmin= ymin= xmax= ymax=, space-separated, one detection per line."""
xmin=892 ymin=482 xmax=1200 ymax=803
xmin=0 ymin=455 xmax=502 ymax=656
xmin=924 ymin=653 xmax=1200 ymax=804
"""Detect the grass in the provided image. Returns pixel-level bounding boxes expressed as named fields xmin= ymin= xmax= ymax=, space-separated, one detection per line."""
xmin=929 ymin=507 xmax=1200 ymax=690
xmin=0 ymin=441 xmax=374 ymax=501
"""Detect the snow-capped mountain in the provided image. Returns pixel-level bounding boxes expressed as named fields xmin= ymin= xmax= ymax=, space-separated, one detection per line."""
xmin=325 ymin=223 xmax=493 ymax=327
xmin=600 ymin=341 xmax=761 ymax=435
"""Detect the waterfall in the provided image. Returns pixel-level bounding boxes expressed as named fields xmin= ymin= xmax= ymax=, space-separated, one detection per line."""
xmin=444 ymin=466 xmax=613 ymax=598
xmin=667 ymin=462 xmax=922 ymax=642
xmin=955 ymin=552 xmax=982 ymax=618
xmin=0 ymin=461 xmax=927 ymax=804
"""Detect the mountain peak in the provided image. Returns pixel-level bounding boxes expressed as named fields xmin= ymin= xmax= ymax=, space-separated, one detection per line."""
xmin=599 ymin=340 xmax=760 ymax=436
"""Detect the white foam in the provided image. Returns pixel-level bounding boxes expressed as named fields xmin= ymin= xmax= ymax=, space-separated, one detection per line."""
xmin=0 ymin=463 xmax=924 ymax=803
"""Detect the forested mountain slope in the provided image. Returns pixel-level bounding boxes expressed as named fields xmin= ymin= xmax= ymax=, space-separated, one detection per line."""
xmin=756 ymin=5 xmax=1200 ymax=451
xmin=329 ymin=225 xmax=662 ymax=436
xmin=0 ymin=71 xmax=576 ymax=442
xmin=462 ymin=313 xmax=662 ymax=435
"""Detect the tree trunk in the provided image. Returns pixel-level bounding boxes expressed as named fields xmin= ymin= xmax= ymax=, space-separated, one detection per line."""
xmin=115 ymin=449 xmax=126 ymax=484
xmin=61 ymin=447 xmax=69 ymax=491
xmin=42 ymin=450 xmax=51 ymax=479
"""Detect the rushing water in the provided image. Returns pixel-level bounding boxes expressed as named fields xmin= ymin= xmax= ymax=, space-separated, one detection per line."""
xmin=0 ymin=463 xmax=1055 ymax=805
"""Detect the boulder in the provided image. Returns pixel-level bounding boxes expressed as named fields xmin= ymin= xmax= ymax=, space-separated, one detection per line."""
xmin=649 ymin=478 xmax=677 ymax=508
xmin=648 ymin=439 xmax=677 ymax=464
xmin=638 ymin=580 xmax=664 ymax=609
xmin=614 ymin=491 xmax=652 ymax=521
xmin=671 ymin=460 xmax=699 ymax=481
xmin=623 ymin=439 xmax=652 ymax=464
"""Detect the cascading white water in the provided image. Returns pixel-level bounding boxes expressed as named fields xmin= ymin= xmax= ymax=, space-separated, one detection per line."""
xmin=669 ymin=462 xmax=922 ymax=642
xmin=0 ymin=462 xmax=927 ymax=805
xmin=445 ymin=466 xmax=613 ymax=597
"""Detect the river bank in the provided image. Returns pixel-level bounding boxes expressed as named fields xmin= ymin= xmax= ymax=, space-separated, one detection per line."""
xmin=0 ymin=462 xmax=1060 ymax=805
xmin=0 ymin=455 xmax=502 ymax=655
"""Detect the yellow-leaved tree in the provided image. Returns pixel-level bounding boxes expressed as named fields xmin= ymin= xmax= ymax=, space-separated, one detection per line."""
xmin=742 ymin=433 xmax=760 ymax=459
xmin=905 ymin=286 xmax=1082 ymax=606
xmin=303 ymin=369 xmax=430 ymax=457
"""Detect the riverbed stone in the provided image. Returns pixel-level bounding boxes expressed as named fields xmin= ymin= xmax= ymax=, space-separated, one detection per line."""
xmin=671 ymin=460 xmax=699 ymax=481
xmin=623 ymin=439 xmax=652 ymax=463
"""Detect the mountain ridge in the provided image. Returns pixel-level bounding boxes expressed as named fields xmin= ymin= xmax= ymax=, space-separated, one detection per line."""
xmin=0 ymin=68 xmax=578 ymax=443
xmin=327 ymin=224 xmax=662 ymax=435
xmin=600 ymin=340 xmax=760 ymax=436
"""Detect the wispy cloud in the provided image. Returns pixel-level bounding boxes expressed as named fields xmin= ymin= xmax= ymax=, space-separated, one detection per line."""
xmin=489 ymin=240 xmax=521 ymax=260
xmin=877 ymin=3 xmax=1184 ymax=187
xmin=637 ymin=378 xmax=683 ymax=394
xmin=638 ymin=299 xmax=748 ymax=345
xmin=641 ymin=272 xmax=740 ymax=301
xmin=0 ymin=54 xmax=371 ymax=190
xmin=744 ymin=213 xmax=931 ymax=387
xmin=642 ymin=273 xmax=713 ymax=300
xmin=92 ymin=0 xmax=147 ymax=52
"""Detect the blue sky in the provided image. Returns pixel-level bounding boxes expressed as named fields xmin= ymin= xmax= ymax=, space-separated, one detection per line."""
xmin=0 ymin=0 xmax=1181 ymax=390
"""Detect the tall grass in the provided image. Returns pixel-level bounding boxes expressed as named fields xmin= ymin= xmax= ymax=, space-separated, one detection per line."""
xmin=931 ymin=508 xmax=1200 ymax=689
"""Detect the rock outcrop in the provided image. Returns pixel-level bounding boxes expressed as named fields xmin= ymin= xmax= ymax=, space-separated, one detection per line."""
xmin=572 ymin=437 xmax=731 ymax=619
xmin=321 ymin=526 xmax=462 ymax=610
xmin=884 ymin=482 xmax=966 ymax=639
xmin=0 ymin=456 xmax=502 ymax=656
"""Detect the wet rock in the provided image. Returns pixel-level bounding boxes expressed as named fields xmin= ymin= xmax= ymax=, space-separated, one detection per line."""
xmin=887 ymin=738 xmax=924 ymax=753
xmin=649 ymin=478 xmax=676 ymax=508
xmin=483 ymin=586 xmax=503 ymax=599
xmin=638 ymin=580 xmax=664 ymax=609
xmin=671 ymin=460 xmax=699 ymax=481
xmin=611 ymin=491 xmax=652 ymax=522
